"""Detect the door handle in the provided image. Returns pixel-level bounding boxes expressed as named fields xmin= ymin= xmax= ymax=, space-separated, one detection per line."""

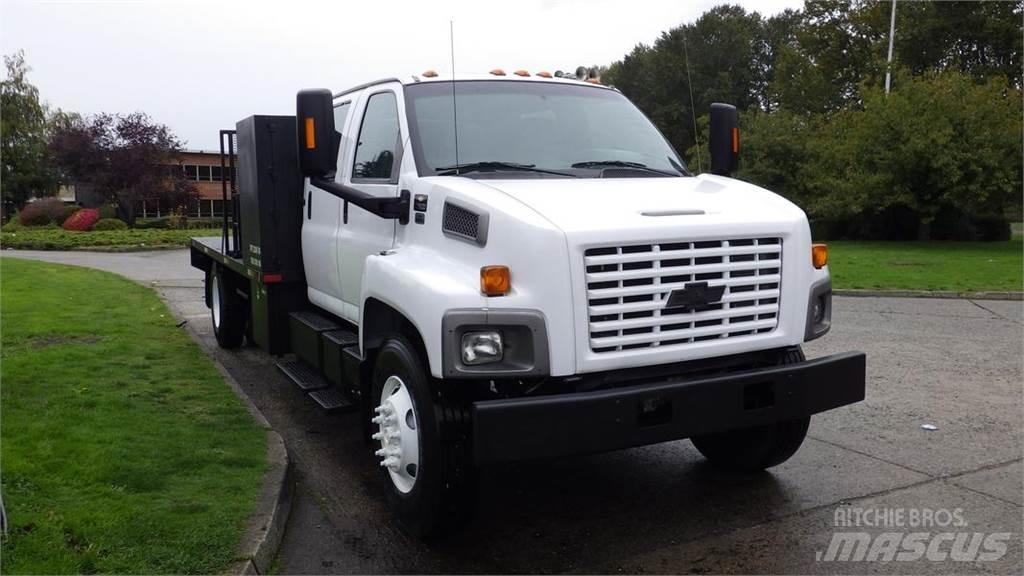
xmin=307 ymin=191 xmax=312 ymax=219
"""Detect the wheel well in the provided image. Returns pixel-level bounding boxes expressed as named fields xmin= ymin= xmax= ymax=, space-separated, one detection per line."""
xmin=362 ymin=298 xmax=430 ymax=374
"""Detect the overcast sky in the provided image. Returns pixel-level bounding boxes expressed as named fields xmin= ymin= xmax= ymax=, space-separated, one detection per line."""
xmin=2 ymin=0 xmax=800 ymax=150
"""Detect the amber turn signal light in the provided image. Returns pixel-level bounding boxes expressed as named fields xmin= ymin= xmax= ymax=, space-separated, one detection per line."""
xmin=480 ymin=266 xmax=511 ymax=296
xmin=812 ymin=243 xmax=828 ymax=269
xmin=304 ymin=117 xmax=316 ymax=149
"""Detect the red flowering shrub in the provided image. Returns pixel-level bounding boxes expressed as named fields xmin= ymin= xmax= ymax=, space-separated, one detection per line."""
xmin=62 ymin=208 xmax=101 ymax=231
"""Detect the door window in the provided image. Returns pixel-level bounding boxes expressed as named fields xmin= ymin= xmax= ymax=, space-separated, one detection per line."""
xmin=333 ymin=101 xmax=352 ymax=174
xmin=352 ymin=92 xmax=400 ymax=181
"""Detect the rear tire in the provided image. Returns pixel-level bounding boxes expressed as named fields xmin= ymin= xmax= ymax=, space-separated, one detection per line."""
xmin=690 ymin=348 xmax=810 ymax=472
xmin=370 ymin=335 xmax=475 ymax=540
xmin=209 ymin=266 xmax=246 ymax=349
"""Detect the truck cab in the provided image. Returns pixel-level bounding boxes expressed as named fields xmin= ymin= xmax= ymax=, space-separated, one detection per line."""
xmin=192 ymin=71 xmax=865 ymax=538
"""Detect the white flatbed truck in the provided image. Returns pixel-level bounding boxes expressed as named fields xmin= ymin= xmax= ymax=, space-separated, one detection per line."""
xmin=190 ymin=71 xmax=865 ymax=538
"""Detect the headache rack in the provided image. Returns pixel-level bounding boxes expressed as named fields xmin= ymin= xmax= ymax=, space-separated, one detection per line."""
xmin=219 ymin=129 xmax=242 ymax=257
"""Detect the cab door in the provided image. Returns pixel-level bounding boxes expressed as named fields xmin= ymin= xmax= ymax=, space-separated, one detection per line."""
xmin=301 ymin=100 xmax=353 ymax=316
xmin=337 ymin=86 xmax=403 ymax=322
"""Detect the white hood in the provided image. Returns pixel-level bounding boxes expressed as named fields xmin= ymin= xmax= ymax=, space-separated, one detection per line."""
xmin=474 ymin=174 xmax=806 ymax=238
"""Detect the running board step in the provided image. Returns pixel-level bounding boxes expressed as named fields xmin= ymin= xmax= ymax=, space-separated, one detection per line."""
xmin=308 ymin=387 xmax=356 ymax=411
xmin=277 ymin=359 xmax=331 ymax=391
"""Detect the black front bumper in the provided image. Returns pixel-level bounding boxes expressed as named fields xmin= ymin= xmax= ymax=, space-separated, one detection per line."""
xmin=472 ymin=351 xmax=865 ymax=463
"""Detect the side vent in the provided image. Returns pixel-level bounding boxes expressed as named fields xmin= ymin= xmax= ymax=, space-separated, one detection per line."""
xmin=442 ymin=200 xmax=488 ymax=246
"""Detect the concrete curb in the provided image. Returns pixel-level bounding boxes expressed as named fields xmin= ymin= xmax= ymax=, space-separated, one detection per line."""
xmin=227 ymin=432 xmax=292 ymax=575
xmin=834 ymin=289 xmax=1023 ymax=301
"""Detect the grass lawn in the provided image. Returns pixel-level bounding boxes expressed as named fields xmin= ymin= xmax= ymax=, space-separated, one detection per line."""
xmin=1 ymin=228 xmax=222 ymax=251
xmin=827 ymin=239 xmax=1023 ymax=292
xmin=0 ymin=258 xmax=266 ymax=574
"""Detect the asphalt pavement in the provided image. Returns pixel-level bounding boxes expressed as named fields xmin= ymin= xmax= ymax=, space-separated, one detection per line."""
xmin=4 ymin=248 xmax=1021 ymax=574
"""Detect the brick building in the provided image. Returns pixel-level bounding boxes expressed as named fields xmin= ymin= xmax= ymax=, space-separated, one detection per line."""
xmin=140 ymin=149 xmax=235 ymax=218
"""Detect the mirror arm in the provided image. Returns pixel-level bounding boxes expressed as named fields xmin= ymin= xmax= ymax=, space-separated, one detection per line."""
xmin=310 ymin=177 xmax=409 ymax=224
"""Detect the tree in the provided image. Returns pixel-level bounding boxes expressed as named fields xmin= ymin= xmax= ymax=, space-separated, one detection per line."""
xmin=870 ymin=0 xmax=1023 ymax=88
xmin=49 ymin=112 xmax=197 ymax=226
xmin=1 ymin=51 xmax=59 ymax=210
xmin=605 ymin=6 xmax=770 ymax=161
xmin=749 ymin=70 xmax=1022 ymax=240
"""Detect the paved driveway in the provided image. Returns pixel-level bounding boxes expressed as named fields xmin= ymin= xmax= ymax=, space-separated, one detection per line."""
xmin=5 ymin=249 xmax=1021 ymax=574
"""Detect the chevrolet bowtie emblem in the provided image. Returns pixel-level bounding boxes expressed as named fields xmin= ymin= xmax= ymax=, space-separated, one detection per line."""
xmin=664 ymin=282 xmax=725 ymax=311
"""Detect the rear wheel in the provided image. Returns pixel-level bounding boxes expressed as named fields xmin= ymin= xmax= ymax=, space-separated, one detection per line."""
xmin=370 ymin=335 xmax=475 ymax=539
xmin=209 ymin=266 xmax=246 ymax=349
xmin=690 ymin=348 xmax=810 ymax=472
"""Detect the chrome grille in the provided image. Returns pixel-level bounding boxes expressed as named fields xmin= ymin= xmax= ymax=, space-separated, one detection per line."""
xmin=584 ymin=238 xmax=782 ymax=353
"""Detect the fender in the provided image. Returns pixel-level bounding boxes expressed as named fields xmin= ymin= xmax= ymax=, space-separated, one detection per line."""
xmin=361 ymin=245 xmax=486 ymax=378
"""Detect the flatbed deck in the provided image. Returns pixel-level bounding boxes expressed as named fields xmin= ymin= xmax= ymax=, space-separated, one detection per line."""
xmin=190 ymin=236 xmax=251 ymax=279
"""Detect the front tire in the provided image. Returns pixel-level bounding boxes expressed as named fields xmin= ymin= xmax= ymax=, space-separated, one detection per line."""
xmin=370 ymin=336 xmax=475 ymax=539
xmin=209 ymin=266 xmax=246 ymax=349
xmin=690 ymin=348 xmax=810 ymax=472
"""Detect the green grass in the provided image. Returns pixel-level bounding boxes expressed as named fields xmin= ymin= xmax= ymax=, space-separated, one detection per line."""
xmin=1 ymin=228 xmax=222 ymax=251
xmin=0 ymin=258 xmax=266 ymax=574
xmin=828 ymin=239 xmax=1023 ymax=291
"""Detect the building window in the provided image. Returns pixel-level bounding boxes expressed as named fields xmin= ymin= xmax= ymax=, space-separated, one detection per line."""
xmin=184 ymin=165 xmax=198 ymax=180
xmin=197 ymin=165 xmax=211 ymax=181
xmin=211 ymin=166 xmax=222 ymax=181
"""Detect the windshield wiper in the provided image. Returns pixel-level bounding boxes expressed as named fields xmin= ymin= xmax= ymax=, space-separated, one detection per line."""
xmin=436 ymin=161 xmax=577 ymax=177
xmin=571 ymin=160 xmax=682 ymax=176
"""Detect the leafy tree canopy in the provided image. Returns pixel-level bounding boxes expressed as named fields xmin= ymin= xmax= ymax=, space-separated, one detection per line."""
xmin=49 ymin=112 xmax=197 ymax=226
xmin=1 ymin=51 xmax=59 ymax=208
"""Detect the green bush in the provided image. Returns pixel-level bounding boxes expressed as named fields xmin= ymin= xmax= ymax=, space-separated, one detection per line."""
xmin=2 ymin=219 xmax=23 ymax=232
xmin=135 ymin=218 xmax=169 ymax=229
xmin=167 ymin=208 xmax=188 ymax=230
xmin=92 ymin=218 xmax=128 ymax=231
xmin=187 ymin=217 xmax=223 ymax=229
xmin=98 ymin=204 xmax=118 ymax=219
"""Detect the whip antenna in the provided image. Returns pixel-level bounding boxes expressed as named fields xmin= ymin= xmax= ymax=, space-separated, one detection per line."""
xmin=450 ymin=20 xmax=460 ymax=173
xmin=681 ymin=27 xmax=702 ymax=173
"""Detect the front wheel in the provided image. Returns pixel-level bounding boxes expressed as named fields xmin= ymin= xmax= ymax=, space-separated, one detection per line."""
xmin=690 ymin=348 xmax=810 ymax=472
xmin=370 ymin=336 xmax=475 ymax=539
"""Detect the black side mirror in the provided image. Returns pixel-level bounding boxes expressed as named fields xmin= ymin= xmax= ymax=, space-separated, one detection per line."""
xmin=709 ymin=103 xmax=738 ymax=176
xmin=296 ymin=88 xmax=337 ymax=178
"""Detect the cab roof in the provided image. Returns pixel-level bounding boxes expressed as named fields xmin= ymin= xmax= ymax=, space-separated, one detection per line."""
xmin=333 ymin=72 xmax=613 ymax=99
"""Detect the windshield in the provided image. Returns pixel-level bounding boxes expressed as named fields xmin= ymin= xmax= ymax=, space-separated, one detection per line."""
xmin=404 ymin=80 xmax=688 ymax=178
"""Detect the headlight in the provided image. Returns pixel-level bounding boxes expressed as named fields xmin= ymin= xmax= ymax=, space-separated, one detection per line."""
xmin=461 ymin=331 xmax=503 ymax=365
